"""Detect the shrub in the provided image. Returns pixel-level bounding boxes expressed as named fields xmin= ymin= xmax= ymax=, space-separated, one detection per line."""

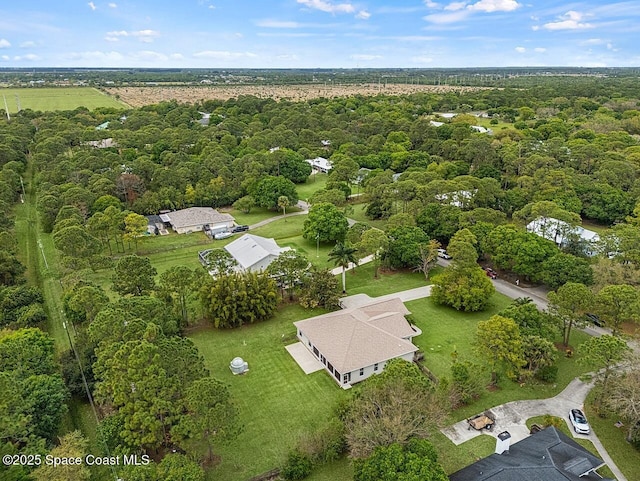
xmin=281 ymin=450 xmax=313 ymax=481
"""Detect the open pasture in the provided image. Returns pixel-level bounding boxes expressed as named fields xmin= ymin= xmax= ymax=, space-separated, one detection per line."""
xmin=0 ymin=87 xmax=127 ymax=112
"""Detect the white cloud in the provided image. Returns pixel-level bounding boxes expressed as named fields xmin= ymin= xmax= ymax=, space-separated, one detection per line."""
xmin=356 ymin=10 xmax=371 ymax=19
xmin=88 ymin=2 xmax=97 ymax=11
xmin=67 ymin=50 xmax=124 ymax=62
xmin=515 ymin=46 xmax=526 ymax=52
xmin=350 ymin=54 xmax=382 ymax=60
xmin=1 ymin=55 xmax=10 ymax=61
xmin=542 ymin=11 xmax=593 ymax=31
xmin=108 ymin=2 xmax=117 ymax=7
xmin=131 ymin=50 xmax=168 ymax=62
xmin=13 ymin=54 xmax=40 ymax=61
xmin=20 ymin=41 xmax=36 ymax=48
xmin=169 ymin=53 xmax=184 ymax=60
xmin=193 ymin=50 xmax=258 ymax=59
xmin=424 ymin=0 xmax=439 ymax=7
xmin=467 ymin=0 xmax=520 ymax=13
xmin=423 ymin=10 xmax=470 ymax=23
xmin=425 ymin=0 xmax=520 ymax=23
xmin=534 ymin=47 xmax=546 ymax=52
xmin=296 ymin=0 xmax=355 ymax=14
xmin=445 ymin=2 xmax=467 ymax=12
xmin=0 ymin=39 xmax=11 ymax=48
xmin=581 ymin=38 xmax=605 ymax=45
xmin=255 ymin=20 xmax=301 ymax=28
xmin=105 ymin=29 xmax=160 ymax=43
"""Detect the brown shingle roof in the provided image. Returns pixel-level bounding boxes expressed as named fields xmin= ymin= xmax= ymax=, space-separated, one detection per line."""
xmin=294 ymin=297 xmax=418 ymax=373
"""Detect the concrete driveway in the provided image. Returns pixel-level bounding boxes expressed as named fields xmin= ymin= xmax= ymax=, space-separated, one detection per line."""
xmin=339 ymin=285 xmax=433 ymax=309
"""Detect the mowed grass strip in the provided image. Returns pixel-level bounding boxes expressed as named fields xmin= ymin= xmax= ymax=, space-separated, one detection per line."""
xmin=189 ymin=304 xmax=349 ymax=481
xmin=0 ymin=87 xmax=127 ymax=112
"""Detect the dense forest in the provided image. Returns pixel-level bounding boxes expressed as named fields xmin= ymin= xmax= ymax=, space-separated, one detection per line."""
xmin=2 ymin=73 xmax=640 ymax=480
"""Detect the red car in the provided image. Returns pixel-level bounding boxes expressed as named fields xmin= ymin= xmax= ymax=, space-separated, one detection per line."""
xmin=484 ymin=267 xmax=497 ymax=279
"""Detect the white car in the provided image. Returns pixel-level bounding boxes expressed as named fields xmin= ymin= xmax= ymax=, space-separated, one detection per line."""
xmin=569 ymin=408 xmax=590 ymax=434
xmin=437 ymin=248 xmax=452 ymax=260
xmin=214 ymin=231 xmax=233 ymax=240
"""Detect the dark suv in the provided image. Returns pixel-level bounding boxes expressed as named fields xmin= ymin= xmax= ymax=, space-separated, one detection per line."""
xmin=231 ymin=225 xmax=249 ymax=233
xmin=585 ymin=313 xmax=605 ymax=327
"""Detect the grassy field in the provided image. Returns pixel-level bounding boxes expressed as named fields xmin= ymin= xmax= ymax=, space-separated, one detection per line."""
xmin=348 ymin=203 xmax=388 ymax=230
xmin=1 ymin=87 xmax=127 ymax=112
xmin=189 ymin=304 xmax=350 ymax=481
xmin=343 ymin=263 xmax=435 ymax=297
xmin=296 ymin=173 xmax=329 ymax=200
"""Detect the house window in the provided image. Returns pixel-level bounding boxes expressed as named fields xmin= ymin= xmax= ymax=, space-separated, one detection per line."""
xmin=334 ymin=370 xmax=341 ymax=380
xmin=313 ymin=347 xmax=319 ymax=357
xmin=359 ymin=368 xmax=364 ymax=376
xmin=374 ymin=363 xmax=379 ymax=371
xmin=298 ymin=330 xmax=301 ymax=336
xmin=327 ymin=363 xmax=334 ymax=374
xmin=343 ymin=373 xmax=351 ymax=383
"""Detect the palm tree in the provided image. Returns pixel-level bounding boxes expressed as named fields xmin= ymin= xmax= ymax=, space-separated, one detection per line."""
xmin=328 ymin=242 xmax=358 ymax=293
xmin=278 ymin=195 xmax=290 ymax=221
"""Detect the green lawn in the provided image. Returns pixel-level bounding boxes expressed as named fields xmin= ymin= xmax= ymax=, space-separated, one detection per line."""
xmin=190 ymin=304 xmax=350 ymax=481
xmin=0 ymin=87 xmax=127 ymax=112
xmin=343 ymin=263 xmax=436 ymax=297
xmin=348 ymin=203 xmax=388 ymax=230
xmin=406 ymin=295 xmax=594 ymax=420
xmin=223 ymin=206 xmax=301 ymax=226
xmin=584 ymin=393 xmax=640 ymax=481
xmin=296 ymin=173 xmax=329 ymax=200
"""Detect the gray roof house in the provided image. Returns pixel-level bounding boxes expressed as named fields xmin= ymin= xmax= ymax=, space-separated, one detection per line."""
xmin=224 ymin=234 xmax=290 ymax=273
xmin=449 ymin=427 xmax=612 ymax=481
xmin=163 ymin=207 xmax=235 ymax=234
xmin=293 ymin=297 xmax=421 ymax=387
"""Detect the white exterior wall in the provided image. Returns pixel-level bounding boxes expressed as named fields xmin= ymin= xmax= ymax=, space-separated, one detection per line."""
xmin=173 ymin=219 xmax=233 ymax=234
xmin=247 ymin=254 xmax=277 ymax=273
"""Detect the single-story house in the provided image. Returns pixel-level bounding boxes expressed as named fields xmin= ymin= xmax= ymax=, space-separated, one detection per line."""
xmin=305 ymin=157 xmax=332 ymax=174
xmin=293 ymin=297 xmax=421 ymax=387
xmin=449 ymin=426 xmax=612 ymax=481
xmin=526 ymin=217 xmax=600 ymax=256
xmin=224 ymin=234 xmax=290 ymax=273
xmin=162 ymin=207 xmax=235 ymax=234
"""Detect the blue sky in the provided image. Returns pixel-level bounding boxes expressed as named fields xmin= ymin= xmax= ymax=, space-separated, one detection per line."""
xmin=0 ymin=1 xmax=639 ymax=68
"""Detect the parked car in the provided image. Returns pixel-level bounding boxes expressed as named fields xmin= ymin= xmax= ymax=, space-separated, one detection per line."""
xmin=214 ymin=231 xmax=233 ymax=240
xmin=231 ymin=224 xmax=249 ymax=233
xmin=568 ymin=408 xmax=590 ymax=434
xmin=585 ymin=313 xmax=605 ymax=327
xmin=437 ymin=248 xmax=452 ymax=260
xmin=484 ymin=267 xmax=497 ymax=279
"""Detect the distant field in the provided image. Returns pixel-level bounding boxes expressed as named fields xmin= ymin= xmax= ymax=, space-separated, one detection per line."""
xmin=104 ymin=83 xmax=489 ymax=106
xmin=0 ymin=87 xmax=128 ymax=112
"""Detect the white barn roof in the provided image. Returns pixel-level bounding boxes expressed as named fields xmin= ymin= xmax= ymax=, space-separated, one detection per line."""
xmin=224 ymin=234 xmax=290 ymax=271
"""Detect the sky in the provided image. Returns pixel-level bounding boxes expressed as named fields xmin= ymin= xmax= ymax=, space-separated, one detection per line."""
xmin=0 ymin=0 xmax=639 ymax=69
